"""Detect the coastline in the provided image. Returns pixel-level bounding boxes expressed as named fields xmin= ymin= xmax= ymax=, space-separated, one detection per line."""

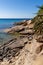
xmin=0 ymin=0 xmax=43 ymax=65
xmin=0 ymin=19 xmax=43 ymax=65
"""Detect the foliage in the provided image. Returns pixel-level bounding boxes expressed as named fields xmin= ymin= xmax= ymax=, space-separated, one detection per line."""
xmin=32 ymin=5 xmax=43 ymax=35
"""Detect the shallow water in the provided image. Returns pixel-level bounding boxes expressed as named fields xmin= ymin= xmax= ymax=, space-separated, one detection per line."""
xmin=0 ymin=32 xmax=15 ymax=44
xmin=0 ymin=18 xmax=30 ymax=44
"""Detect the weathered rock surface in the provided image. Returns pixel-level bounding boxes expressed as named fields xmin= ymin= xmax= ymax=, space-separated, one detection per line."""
xmin=4 ymin=20 xmax=34 ymax=35
xmin=36 ymin=35 xmax=43 ymax=43
xmin=0 ymin=38 xmax=43 ymax=65
xmin=7 ymin=25 xmax=25 ymax=33
xmin=0 ymin=36 xmax=28 ymax=61
xmin=0 ymin=20 xmax=43 ymax=65
xmin=19 ymin=29 xmax=34 ymax=35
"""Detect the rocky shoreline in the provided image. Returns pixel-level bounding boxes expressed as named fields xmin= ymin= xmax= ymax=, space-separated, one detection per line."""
xmin=0 ymin=20 xmax=43 ymax=65
xmin=4 ymin=20 xmax=34 ymax=34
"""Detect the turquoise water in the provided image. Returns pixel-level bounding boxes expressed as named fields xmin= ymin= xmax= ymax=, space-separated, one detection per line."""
xmin=0 ymin=32 xmax=15 ymax=44
xmin=0 ymin=19 xmax=25 ymax=30
xmin=0 ymin=18 xmax=30 ymax=44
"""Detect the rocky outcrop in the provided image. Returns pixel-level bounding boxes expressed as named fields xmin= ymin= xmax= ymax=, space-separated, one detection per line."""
xmin=0 ymin=36 xmax=28 ymax=61
xmin=7 ymin=25 xmax=25 ymax=33
xmin=0 ymin=19 xmax=43 ymax=65
xmin=4 ymin=20 xmax=34 ymax=35
xmin=19 ymin=29 xmax=34 ymax=35
xmin=0 ymin=37 xmax=43 ymax=65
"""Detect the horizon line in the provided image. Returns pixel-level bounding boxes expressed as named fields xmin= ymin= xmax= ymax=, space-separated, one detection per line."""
xmin=0 ymin=18 xmax=32 ymax=19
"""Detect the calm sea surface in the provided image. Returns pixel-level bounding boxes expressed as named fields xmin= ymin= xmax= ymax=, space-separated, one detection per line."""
xmin=0 ymin=18 xmax=30 ymax=44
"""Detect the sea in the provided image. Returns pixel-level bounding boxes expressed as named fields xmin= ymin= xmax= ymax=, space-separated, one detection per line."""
xmin=0 ymin=18 xmax=30 ymax=44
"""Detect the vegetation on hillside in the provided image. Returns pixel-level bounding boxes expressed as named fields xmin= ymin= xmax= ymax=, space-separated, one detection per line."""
xmin=32 ymin=5 xmax=43 ymax=35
